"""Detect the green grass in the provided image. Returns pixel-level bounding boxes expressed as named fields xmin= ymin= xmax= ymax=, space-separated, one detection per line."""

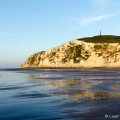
xmin=77 ymin=35 xmax=120 ymax=43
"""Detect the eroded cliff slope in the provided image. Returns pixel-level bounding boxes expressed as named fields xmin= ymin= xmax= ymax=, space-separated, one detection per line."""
xmin=20 ymin=35 xmax=120 ymax=68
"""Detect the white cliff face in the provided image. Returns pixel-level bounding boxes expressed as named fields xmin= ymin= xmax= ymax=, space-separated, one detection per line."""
xmin=20 ymin=39 xmax=120 ymax=68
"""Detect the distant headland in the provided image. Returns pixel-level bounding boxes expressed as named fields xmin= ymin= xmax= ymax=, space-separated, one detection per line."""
xmin=20 ymin=35 xmax=120 ymax=68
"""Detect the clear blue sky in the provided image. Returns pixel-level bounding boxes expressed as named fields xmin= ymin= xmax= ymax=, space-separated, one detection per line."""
xmin=0 ymin=0 xmax=120 ymax=68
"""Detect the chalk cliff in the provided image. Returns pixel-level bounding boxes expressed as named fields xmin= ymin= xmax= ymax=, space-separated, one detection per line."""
xmin=20 ymin=35 xmax=120 ymax=68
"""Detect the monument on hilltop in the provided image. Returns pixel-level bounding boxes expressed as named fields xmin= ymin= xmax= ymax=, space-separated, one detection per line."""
xmin=100 ymin=30 xmax=101 ymax=36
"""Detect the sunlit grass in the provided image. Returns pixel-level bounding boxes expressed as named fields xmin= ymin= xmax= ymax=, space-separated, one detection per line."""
xmin=78 ymin=35 xmax=120 ymax=43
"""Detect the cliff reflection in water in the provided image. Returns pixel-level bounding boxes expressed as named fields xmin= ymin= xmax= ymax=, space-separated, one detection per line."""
xmin=28 ymin=70 xmax=120 ymax=100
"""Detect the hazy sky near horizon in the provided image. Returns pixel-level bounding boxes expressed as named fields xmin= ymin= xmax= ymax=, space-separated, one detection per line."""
xmin=0 ymin=0 xmax=120 ymax=68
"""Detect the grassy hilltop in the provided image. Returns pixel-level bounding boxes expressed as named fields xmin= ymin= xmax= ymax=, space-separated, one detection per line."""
xmin=78 ymin=35 xmax=120 ymax=43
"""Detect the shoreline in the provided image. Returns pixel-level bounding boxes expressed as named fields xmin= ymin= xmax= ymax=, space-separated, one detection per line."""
xmin=19 ymin=66 xmax=120 ymax=69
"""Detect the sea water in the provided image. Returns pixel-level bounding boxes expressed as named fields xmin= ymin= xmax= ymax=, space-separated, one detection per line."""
xmin=0 ymin=68 xmax=120 ymax=120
